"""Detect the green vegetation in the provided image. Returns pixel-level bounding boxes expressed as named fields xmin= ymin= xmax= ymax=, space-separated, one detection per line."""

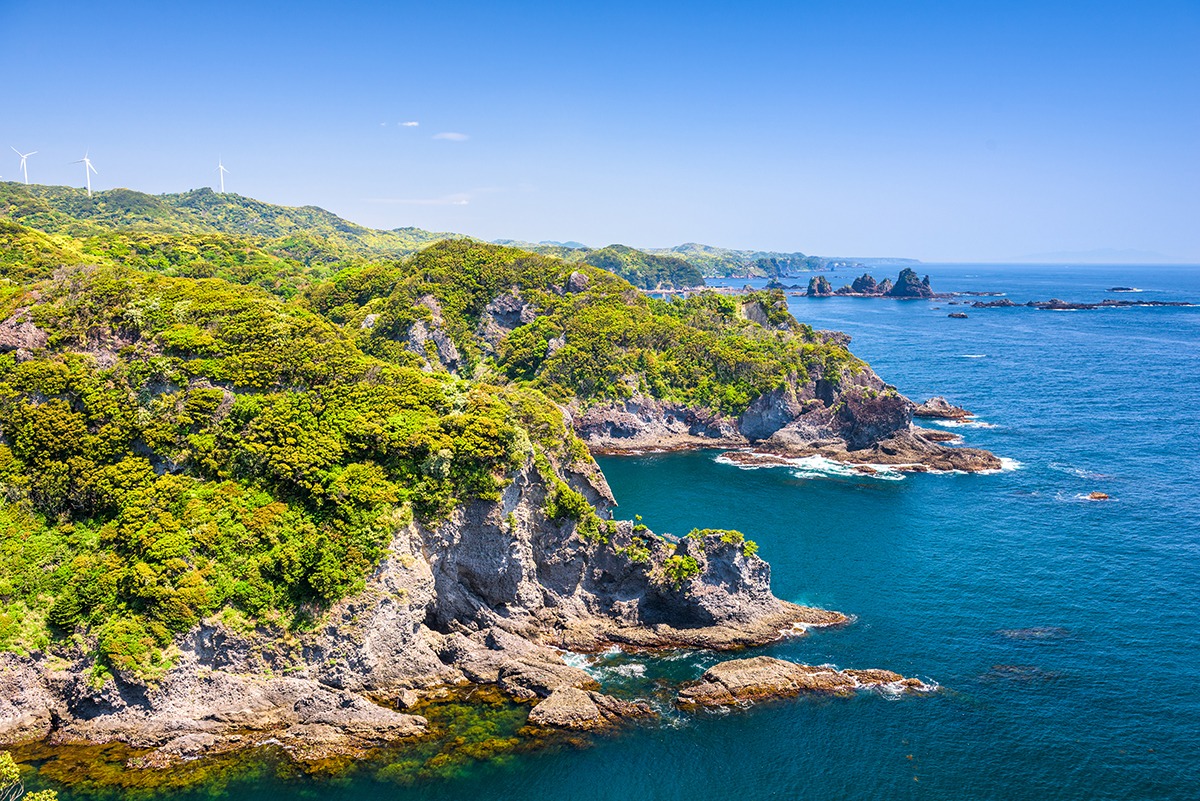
xmin=0 ymin=185 xmax=855 ymax=677
xmin=0 ymin=183 xmax=467 ymax=298
xmin=0 ymin=262 xmax=589 ymax=674
xmin=661 ymin=555 xmax=701 ymax=587
xmin=543 ymin=479 xmax=605 ymax=542
xmin=644 ymin=242 xmax=832 ymax=278
xmin=541 ymin=244 xmax=703 ymax=289
xmin=1 ymin=751 xmax=57 ymax=801
xmin=310 ymin=239 xmax=860 ymax=417
xmin=684 ymin=528 xmax=759 ymax=559
xmin=0 ymin=184 xmax=459 ymax=256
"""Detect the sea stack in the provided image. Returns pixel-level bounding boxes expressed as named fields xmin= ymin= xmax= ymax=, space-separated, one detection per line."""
xmin=886 ymin=268 xmax=935 ymax=298
xmin=807 ymin=276 xmax=834 ymax=297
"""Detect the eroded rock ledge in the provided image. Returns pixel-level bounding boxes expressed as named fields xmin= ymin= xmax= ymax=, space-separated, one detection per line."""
xmin=0 ymin=461 xmax=850 ymax=768
xmin=676 ymin=656 xmax=935 ymax=709
xmin=579 ymin=382 xmax=1001 ymax=473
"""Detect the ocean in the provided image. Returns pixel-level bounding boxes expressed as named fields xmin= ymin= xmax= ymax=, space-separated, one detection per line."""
xmin=28 ymin=263 xmax=1200 ymax=800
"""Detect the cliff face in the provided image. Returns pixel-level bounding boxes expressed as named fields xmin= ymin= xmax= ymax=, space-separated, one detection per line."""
xmin=0 ymin=239 xmax=982 ymax=770
xmin=573 ymin=357 xmax=999 ymax=471
xmin=0 ymin=457 xmax=839 ymax=764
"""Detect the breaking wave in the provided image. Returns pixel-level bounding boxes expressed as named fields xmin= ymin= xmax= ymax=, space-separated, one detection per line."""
xmin=714 ymin=453 xmax=907 ymax=481
xmin=1048 ymin=462 xmax=1111 ymax=481
xmin=924 ymin=418 xmax=998 ymax=429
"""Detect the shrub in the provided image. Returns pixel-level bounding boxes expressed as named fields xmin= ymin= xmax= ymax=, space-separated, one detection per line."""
xmin=662 ymin=555 xmax=700 ymax=587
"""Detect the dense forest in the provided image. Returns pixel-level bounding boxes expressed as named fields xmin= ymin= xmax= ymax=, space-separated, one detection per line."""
xmin=0 ymin=183 xmax=860 ymax=678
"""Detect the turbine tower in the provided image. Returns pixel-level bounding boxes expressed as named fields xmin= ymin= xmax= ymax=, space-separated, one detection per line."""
xmin=73 ymin=151 xmax=98 ymax=197
xmin=11 ymin=147 xmax=37 ymax=185
xmin=216 ymin=157 xmax=230 ymax=193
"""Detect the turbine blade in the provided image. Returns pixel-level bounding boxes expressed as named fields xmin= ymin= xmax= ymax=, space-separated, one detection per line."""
xmin=10 ymin=146 xmax=19 ymax=156
xmin=27 ymin=151 xmax=37 ymax=157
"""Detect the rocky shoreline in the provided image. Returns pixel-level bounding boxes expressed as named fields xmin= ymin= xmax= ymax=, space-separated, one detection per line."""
xmin=0 ymin=452 xmax=904 ymax=772
xmin=1 ymin=275 xmax=982 ymax=780
xmin=676 ymin=656 xmax=934 ymax=708
xmin=575 ymin=383 xmax=1001 ymax=473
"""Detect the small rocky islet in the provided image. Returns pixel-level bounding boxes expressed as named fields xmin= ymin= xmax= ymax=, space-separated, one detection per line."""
xmin=801 ymin=267 xmax=935 ymax=299
xmin=971 ymin=297 xmax=1194 ymax=310
xmin=756 ymin=271 xmax=1195 ymax=312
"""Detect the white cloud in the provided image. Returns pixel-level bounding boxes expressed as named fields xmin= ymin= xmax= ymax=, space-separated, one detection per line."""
xmin=433 ymin=132 xmax=469 ymax=141
xmin=401 ymin=121 xmax=420 ymax=127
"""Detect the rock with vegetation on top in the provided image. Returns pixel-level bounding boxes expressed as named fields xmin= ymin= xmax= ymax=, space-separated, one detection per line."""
xmin=850 ymin=274 xmax=880 ymax=294
xmin=886 ymin=267 xmax=934 ymax=298
xmin=806 ymin=275 xmax=834 ymax=296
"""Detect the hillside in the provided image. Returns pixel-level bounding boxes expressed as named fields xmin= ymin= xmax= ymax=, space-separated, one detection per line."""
xmin=1 ymin=183 xmax=886 ymax=289
xmin=498 ymin=240 xmax=836 ymax=282
xmin=492 ymin=241 xmax=705 ymax=289
xmin=0 ymin=183 xmax=459 ymax=256
xmin=0 ymin=185 xmax=994 ymax=771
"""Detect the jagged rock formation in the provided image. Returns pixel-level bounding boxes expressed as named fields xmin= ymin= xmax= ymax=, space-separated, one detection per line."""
xmin=527 ymin=687 xmax=654 ymax=730
xmin=914 ymin=397 xmax=974 ymax=420
xmin=405 ymin=295 xmax=462 ymax=371
xmin=676 ymin=656 xmax=934 ymax=708
xmin=0 ymin=308 xmax=47 ymax=355
xmin=577 ymin=364 xmax=1000 ymax=471
xmin=816 ymin=270 xmax=935 ymax=298
xmin=850 ymin=274 xmax=878 ymax=294
xmin=0 ymin=461 xmax=843 ymax=764
xmin=806 ymin=276 xmax=834 ymax=297
xmin=0 ymin=212 xmax=974 ymax=773
xmin=887 ymin=268 xmax=934 ymax=298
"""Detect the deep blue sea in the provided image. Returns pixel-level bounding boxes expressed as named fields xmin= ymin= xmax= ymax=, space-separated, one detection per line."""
xmin=33 ymin=264 xmax=1200 ymax=800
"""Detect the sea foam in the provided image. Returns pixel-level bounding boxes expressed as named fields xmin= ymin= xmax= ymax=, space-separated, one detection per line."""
xmin=1048 ymin=462 xmax=1111 ymax=480
xmin=713 ymin=452 xmax=907 ymax=481
xmin=925 ymin=418 xmax=998 ymax=429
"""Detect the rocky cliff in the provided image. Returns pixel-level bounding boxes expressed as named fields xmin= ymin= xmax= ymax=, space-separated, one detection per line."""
xmin=0 ymin=242 xmax=977 ymax=776
xmin=574 ymin=351 xmax=999 ymax=472
xmin=440 ymin=274 xmax=999 ymax=471
xmin=0 ymin=457 xmax=842 ymax=766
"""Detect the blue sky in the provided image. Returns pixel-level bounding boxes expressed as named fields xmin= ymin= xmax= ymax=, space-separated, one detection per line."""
xmin=1 ymin=0 xmax=1197 ymax=261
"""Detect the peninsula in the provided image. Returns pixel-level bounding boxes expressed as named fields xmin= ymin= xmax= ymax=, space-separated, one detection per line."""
xmin=0 ymin=184 xmax=988 ymax=772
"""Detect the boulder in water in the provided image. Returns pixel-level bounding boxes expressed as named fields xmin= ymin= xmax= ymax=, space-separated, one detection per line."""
xmin=676 ymin=656 xmax=933 ymax=708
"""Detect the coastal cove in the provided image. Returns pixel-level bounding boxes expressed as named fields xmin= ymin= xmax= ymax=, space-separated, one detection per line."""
xmin=9 ymin=263 xmax=1199 ymax=800
xmin=3 ymin=1 xmax=1197 ymax=797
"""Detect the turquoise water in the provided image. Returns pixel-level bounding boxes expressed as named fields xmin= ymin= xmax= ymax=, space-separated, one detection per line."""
xmin=38 ymin=265 xmax=1200 ymax=799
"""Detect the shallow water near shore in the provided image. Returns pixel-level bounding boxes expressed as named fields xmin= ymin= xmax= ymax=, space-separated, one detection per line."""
xmin=22 ymin=264 xmax=1200 ymax=800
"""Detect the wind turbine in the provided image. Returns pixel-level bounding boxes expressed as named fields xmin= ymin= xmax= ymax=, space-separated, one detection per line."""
xmin=73 ymin=151 xmax=98 ymax=197
xmin=11 ymin=147 xmax=37 ymax=185
xmin=216 ymin=157 xmax=230 ymax=193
